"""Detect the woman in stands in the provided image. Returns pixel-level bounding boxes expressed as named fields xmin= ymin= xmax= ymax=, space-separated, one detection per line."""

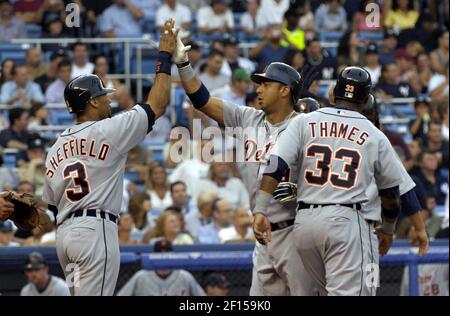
xmin=92 ymin=54 xmax=125 ymax=105
xmin=337 ymin=30 xmax=363 ymax=67
xmin=147 ymin=210 xmax=194 ymax=245
xmin=145 ymin=162 xmax=173 ymax=213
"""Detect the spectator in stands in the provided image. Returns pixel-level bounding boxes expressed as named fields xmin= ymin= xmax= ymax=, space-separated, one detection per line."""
xmin=125 ymin=145 xmax=152 ymax=183
xmin=283 ymin=49 xmax=305 ymax=71
xmin=379 ymin=29 xmax=399 ymax=65
xmin=170 ymin=181 xmax=192 ymax=215
xmin=410 ymin=150 xmax=448 ymax=206
xmin=376 ymin=63 xmax=417 ymax=99
xmin=410 ymin=53 xmax=433 ymax=96
xmin=250 ymin=24 xmax=289 ymax=71
xmin=0 ymin=220 xmax=19 ymax=246
xmin=128 ymin=191 xmax=152 ymax=240
xmin=384 ymin=0 xmax=418 ymax=31
xmin=0 ymin=156 xmax=18 ymax=190
xmin=258 ymin=0 xmax=289 ymax=26
xmin=304 ymin=36 xmax=337 ymax=80
xmin=196 ymin=160 xmax=250 ymax=209
xmin=240 ymin=0 xmax=265 ymax=36
xmin=40 ymin=0 xmax=65 ymax=28
xmin=156 ymin=0 xmax=191 ymax=31
xmin=352 ymin=0 xmax=381 ymax=32
xmin=396 ymin=48 xmax=416 ymax=82
xmin=197 ymin=0 xmax=234 ymax=35
xmin=425 ymin=120 xmax=449 ymax=169
xmin=70 ymin=42 xmax=94 ymax=78
xmin=281 ymin=9 xmax=305 ymax=51
xmin=0 ymin=0 xmax=26 ymax=41
xmin=428 ymin=63 xmax=449 ymax=103
xmin=41 ymin=18 xmax=70 ymax=54
xmin=314 ymin=0 xmax=347 ymax=32
xmin=197 ymin=198 xmax=232 ymax=244
xmin=129 ymin=0 xmax=160 ymax=19
xmin=204 ymin=273 xmax=230 ymax=296
xmin=118 ymin=212 xmax=141 ymax=244
xmin=199 ymin=50 xmax=230 ymax=91
xmin=293 ymin=0 xmax=314 ymax=33
xmin=17 ymin=179 xmax=35 ymax=194
xmin=28 ymin=102 xmax=49 ymax=131
xmin=165 ymin=205 xmax=188 ymax=233
xmin=186 ymin=191 xmax=218 ymax=240
xmin=212 ymin=68 xmax=251 ymax=106
xmin=363 ymin=42 xmax=382 ymax=85
xmin=0 ymin=64 xmax=45 ymax=108
xmin=0 ymin=59 xmax=14 ymax=86
xmin=145 ymin=163 xmax=172 ymax=213
xmin=13 ymin=0 xmax=46 ymax=24
xmin=18 ymin=135 xmax=46 ymax=195
xmin=20 ymin=252 xmax=70 ymax=296
xmin=99 ymin=0 xmax=144 ymax=37
xmin=337 ymin=31 xmax=363 ymax=67
xmin=221 ymin=36 xmax=256 ymax=78
xmin=34 ymin=49 xmax=66 ymax=93
xmin=410 ymin=96 xmax=432 ymax=143
xmin=93 ymin=54 xmax=125 ymax=103
xmin=0 ymin=108 xmax=33 ymax=163
xmin=151 ymin=210 xmax=194 ymax=244
xmin=398 ymin=13 xmax=436 ymax=52
xmin=26 ymin=48 xmax=47 ymax=82
xmin=117 ymin=239 xmax=205 ymax=296
xmin=405 ymin=41 xmax=425 ymax=59
xmin=430 ymin=29 xmax=449 ymax=75
xmin=45 ymin=59 xmax=71 ymax=104
xmin=163 ymin=125 xmax=195 ymax=169
xmin=439 ymin=102 xmax=449 ymax=141
xmin=219 ymin=207 xmax=253 ymax=243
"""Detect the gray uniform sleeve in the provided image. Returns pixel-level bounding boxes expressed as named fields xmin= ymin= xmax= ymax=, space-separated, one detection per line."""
xmin=399 ymin=163 xmax=416 ymax=195
xmin=98 ymin=104 xmax=155 ymax=155
xmin=223 ymin=100 xmax=259 ymax=128
xmin=42 ymin=178 xmax=56 ymax=205
xmin=374 ymin=135 xmax=404 ymax=190
xmin=116 ymin=272 xmax=140 ymax=296
xmin=273 ymin=115 xmax=303 ymax=167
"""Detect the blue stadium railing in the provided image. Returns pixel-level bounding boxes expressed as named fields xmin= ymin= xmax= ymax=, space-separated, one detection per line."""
xmin=0 ymin=240 xmax=448 ymax=296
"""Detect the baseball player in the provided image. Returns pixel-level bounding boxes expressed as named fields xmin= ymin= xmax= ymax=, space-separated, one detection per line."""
xmin=20 ymin=252 xmax=70 ymax=296
xmin=172 ymin=38 xmax=316 ymax=295
xmin=116 ymin=240 xmax=206 ymax=296
xmin=42 ymin=19 xmax=179 ymax=296
xmin=253 ymin=66 xmax=406 ymax=296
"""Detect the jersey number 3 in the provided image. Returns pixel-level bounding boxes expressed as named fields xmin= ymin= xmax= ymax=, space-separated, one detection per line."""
xmin=305 ymin=144 xmax=361 ymax=189
xmin=63 ymin=161 xmax=91 ymax=202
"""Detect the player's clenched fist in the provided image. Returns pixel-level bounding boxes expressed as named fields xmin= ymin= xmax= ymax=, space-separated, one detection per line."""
xmin=253 ymin=213 xmax=272 ymax=245
xmin=159 ymin=18 xmax=179 ymax=55
xmin=0 ymin=191 xmax=14 ymax=221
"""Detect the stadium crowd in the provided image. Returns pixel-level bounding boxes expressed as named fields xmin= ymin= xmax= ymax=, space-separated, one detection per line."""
xmin=0 ymin=0 xmax=449 ymax=251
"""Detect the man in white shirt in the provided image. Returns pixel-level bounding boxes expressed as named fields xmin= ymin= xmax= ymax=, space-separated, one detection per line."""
xmin=130 ymin=0 xmax=161 ymax=19
xmin=99 ymin=0 xmax=144 ymax=37
xmin=220 ymin=36 xmax=256 ymax=78
xmin=0 ymin=220 xmax=20 ymax=247
xmin=156 ymin=0 xmax=191 ymax=31
xmin=219 ymin=207 xmax=254 ymax=243
xmin=70 ymin=42 xmax=94 ymax=78
xmin=259 ymin=0 xmax=290 ymax=26
xmin=197 ymin=0 xmax=234 ymax=34
xmin=364 ymin=42 xmax=382 ymax=85
xmin=212 ymin=68 xmax=252 ymax=106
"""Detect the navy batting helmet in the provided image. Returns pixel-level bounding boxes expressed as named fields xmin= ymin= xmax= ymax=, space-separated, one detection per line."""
xmin=296 ymin=97 xmax=320 ymax=113
xmin=64 ymin=75 xmax=115 ymax=114
xmin=251 ymin=62 xmax=301 ymax=103
xmin=333 ymin=66 xmax=372 ymax=104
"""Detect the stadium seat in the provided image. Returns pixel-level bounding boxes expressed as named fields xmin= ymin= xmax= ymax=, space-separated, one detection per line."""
xmin=3 ymin=154 xmax=16 ymax=168
xmin=319 ymin=31 xmax=344 ymax=42
xmin=50 ymin=110 xmax=75 ymax=126
xmin=0 ymin=51 xmax=27 ymax=64
xmin=25 ymin=24 xmax=42 ymax=39
xmin=359 ymin=32 xmax=384 ymax=43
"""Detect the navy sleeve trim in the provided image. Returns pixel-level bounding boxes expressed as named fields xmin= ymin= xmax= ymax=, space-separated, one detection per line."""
xmin=138 ymin=103 xmax=156 ymax=134
xmin=379 ymin=186 xmax=400 ymax=198
xmin=263 ymin=155 xmax=289 ymax=182
xmin=400 ymin=189 xmax=422 ymax=216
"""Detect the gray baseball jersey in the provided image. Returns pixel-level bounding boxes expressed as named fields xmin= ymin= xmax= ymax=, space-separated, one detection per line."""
xmin=20 ymin=276 xmax=70 ymax=296
xmin=401 ymin=264 xmax=449 ymax=296
xmin=223 ymin=101 xmax=297 ymax=223
xmin=43 ymin=104 xmax=156 ymax=296
xmin=222 ymin=101 xmax=315 ymax=296
xmin=43 ymin=104 xmax=154 ymax=223
xmin=116 ymin=270 xmax=206 ymax=296
xmin=363 ymin=155 xmax=416 ymax=221
xmin=274 ymin=107 xmax=404 ymax=204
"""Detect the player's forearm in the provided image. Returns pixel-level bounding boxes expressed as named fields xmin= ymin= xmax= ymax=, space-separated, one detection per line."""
xmin=147 ymin=71 xmax=171 ymax=119
xmin=408 ymin=211 xmax=426 ymax=232
xmin=254 ymin=176 xmax=280 ymax=215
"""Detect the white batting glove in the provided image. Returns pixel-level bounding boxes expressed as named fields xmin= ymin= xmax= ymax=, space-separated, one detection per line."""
xmin=273 ymin=182 xmax=297 ymax=203
xmin=172 ymin=28 xmax=191 ymax=64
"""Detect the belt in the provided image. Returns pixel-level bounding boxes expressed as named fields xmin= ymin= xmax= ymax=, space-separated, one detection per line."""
xmin=270 ymin=218 xmax=295 ymax=232
xmin=69 ymin=209 xmax=118 ymax=224
xmin=297 ymin=201 xmax=362 ymax=211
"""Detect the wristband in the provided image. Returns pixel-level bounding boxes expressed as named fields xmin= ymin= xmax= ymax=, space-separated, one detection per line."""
xmin=187 ymin=82 xmax=210 ymax=109
xmin=156 ymin=51 xmax=172 ymax=75
xmin=254 ymin=190 xmax=273 ymax=215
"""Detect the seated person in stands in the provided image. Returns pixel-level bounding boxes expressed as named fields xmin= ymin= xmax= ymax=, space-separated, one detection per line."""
xmin=147 ymin=210 xmax=194 ymax=244
xmin=145 ymin=163 xmax=173 ymax=213
xmin=204 ymin=273 xmax=230 ymax=296
xmin=304 ymin=36 xmax=337 ymax=80
xmin=219 ymin=207 xmax=254 ymax=243
xmin=425 ymin=120 xmax=449 ymax=169
xmin=45 ymin=59 xmax=72 ymax=104
xmin=0 ymin=64 xmax=45 ymax=109
xmin=0 ymin=220 xmax=20 ymax=247
xmin=70 ymin=42 xmax=94 ymax=78
xmin=99 ymin=0 xmax=144 ymax=37
xmin=118 ymin=212 xmax=141 ymax=244
xmin=0 ymin=0 xmax=27 ymax=42
xmin=375 ymin=63 xmax=417 ymax=99
xmin=170 ymin=181 xmax=193 ymax=215
xmin=0 ymin=108 xmax=35 ymax=165
xmin=185 ymin=190 xmax=218 ymax=239
xmin=34 ymin=49 xmax=66 ymax=93
xmin=28 ymin=102 xmax=49 ymax=131
xmin=25 ymin=47 xmax=47 ymax=82
xmin=13 ymin=0 xmax=46 ymax=24
xmin=196 ymin=198 xmax=232 ymax=244
xmin=127 ymin=191 xmax=153 ymax=241
xmin=197 ymin=0 xmax=234 ymax=35
xmin=18 ymin=136 xmax=46 ymax=196
xmin=313 ymin=0 xmax=347 ymax=32
xmin=156 ymin=0 xmax=191 ymax=32
xmin=117 ymin=240 xmax=206 ymax=296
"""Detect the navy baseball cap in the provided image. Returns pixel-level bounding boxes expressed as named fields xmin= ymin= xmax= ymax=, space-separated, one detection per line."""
xmin=0 ymin=221 xmax=13 ymax=233
xmin=153 ymin=239 xmax=174 ymax=253
xmin=28 ymin=136 xmax=45 ymax=150
xmin=205 ymin=273 xmax=230 ymax=289
xmin=25 ymin=252 xmax=46 ymax=270
xmin=366 ymin=42 xmax=378 ymax=54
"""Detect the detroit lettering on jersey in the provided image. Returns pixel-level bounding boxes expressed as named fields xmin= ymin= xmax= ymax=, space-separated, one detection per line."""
xmin=308 ymin=121 xmax=369 ymax=146
xmin=46 ymin=138 xmax=111 ymax=178
xmin=244 ymin=138 xmax=274 ymax=162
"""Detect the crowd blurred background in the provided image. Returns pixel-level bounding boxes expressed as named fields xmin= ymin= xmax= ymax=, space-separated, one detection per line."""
xmin=0 ymin=0 xmax=448 ymax=251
